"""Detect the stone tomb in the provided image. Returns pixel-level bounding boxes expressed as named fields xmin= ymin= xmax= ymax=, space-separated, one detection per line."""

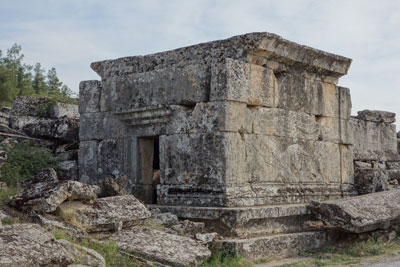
xmin=79 ymin=32 xmax=355 ymax=257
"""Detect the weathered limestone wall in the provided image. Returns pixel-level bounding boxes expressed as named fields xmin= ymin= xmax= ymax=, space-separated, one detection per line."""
xmin=79 ymin=32 xmax=354 ymax=207
xmin=351 ymin=110 xmax=400 ymax=194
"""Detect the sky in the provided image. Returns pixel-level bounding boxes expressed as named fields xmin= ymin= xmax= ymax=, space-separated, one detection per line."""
xmin=1 ymin=0 xmax=399 ymax=122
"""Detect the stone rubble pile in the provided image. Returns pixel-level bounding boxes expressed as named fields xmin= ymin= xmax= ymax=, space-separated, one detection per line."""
xmin=310 ymin=189 xmax=400 ymax=233
xmin=0 ymin=96 xmax=80 ymax=182
xmin=0 ymin=168 xmax=213 ymax=266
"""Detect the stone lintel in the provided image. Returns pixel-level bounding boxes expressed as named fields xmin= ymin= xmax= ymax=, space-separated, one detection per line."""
xmin=115 ymin=106 xmax=172 ymax=126
xmin=91 ymin=32 xmax=351 ymax=79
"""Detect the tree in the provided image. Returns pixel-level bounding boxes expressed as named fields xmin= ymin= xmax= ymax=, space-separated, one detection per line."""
xmin=32 ymin=63 xmax=48 ymax=94
xmin=47 ymin=67 xmax=62 ymax=95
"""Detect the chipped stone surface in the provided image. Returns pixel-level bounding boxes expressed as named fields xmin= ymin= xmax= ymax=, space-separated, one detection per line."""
xmin=22 ymin=118 xmax=79 ymax=143
xmin=0 ymin=223 xmax=75 ymax=266
xmin=6 ymin=168 xmax=100 ymax=213
xmin=110 ymin=228 xmax=211 ymax=266
xmin=59 ymin=195 xmax=151 ymax=232
xmin=310 ymin=189 xmax=400 ymax=233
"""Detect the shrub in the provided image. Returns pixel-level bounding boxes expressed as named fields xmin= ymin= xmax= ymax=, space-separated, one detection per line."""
xmin=0 ymin=186 xmax=19 ymax=205
xmin=0 ymin=140 xmax=62 ymax=187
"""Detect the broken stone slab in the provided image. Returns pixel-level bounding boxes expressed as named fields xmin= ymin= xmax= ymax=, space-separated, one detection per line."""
xmin=57 ymin=239 xmax=106 ymax=267
xmin=58 ymin=195 xmax=151 ymax=232
xmin=6 ymin=168 xmax=100 ymax=213
xmin=22 ymin=118 xmax=79 ymax=143
xmin=31 ymin=213 xmax=85 ymax=242
xmin=110 ymin=228 xmax=211 ymax=266
xmin=354 ymin=169 xmax=388 ymax=195
xmin=356 ymin=110 xmax=396 ymax=124
xmin=310 ymin=189 xmax=400 ymax=233
xmin=0 ymin=223 xmax=75 ymax=266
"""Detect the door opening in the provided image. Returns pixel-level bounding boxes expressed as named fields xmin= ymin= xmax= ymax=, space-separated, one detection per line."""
xmin=138 ymin=136 xmax=160 ymax=204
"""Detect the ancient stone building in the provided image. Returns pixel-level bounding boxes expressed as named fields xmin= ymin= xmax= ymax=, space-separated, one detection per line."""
xmin=79 ymin=32 xmax=360 ymax=257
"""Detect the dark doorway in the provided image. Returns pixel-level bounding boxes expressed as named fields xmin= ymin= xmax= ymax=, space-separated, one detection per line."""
xmin=138 ymin=136 xmax=160 ymax=204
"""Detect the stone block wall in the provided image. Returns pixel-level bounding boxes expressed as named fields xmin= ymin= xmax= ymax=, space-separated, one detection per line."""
xmin=351 ymin=110 xmax=400 ymax=194
xmin=79 ymin=32 xmax=355 ymax=207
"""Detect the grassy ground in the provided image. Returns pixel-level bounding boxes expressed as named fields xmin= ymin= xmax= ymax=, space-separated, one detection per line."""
xmin=263 ymin=235 xmax=400 ymax=267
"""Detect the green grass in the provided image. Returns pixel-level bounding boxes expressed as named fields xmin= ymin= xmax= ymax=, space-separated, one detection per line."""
xmin=0 ymin=186 xmax=19 ymax=205
xmin=200 ymin=250 xmax=254 ymax=267
xmin=281 ymin=236 xmax=400 ymax=266
xmin=0 ymin=140 xmax=62 ymax=187
xmin=52 ymin=230 xmax=141 ymax=267
xmin=81 ymin=239 xmax=141 ymax=267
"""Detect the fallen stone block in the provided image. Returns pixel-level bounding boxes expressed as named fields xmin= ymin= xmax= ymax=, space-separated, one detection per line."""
xmin=0 ymin=223 xmax=75 ymax=266
xmin=6 ymin=168 xmax=100 ymax=213
xmin=31 ymin=213 xmax=85 ymax=242
xmin=110 ymin=228 xmax=211 ymax=266
xmin=22 ymin=118 xmax=79 ymax=143
xmin=58 ymin=195 xmax=151 ymax=232
xmin=310 ymin=189 xmax=400 ymax=233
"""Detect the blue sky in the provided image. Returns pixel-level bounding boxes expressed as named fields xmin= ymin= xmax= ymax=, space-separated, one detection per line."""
xmin=1 ymin=0 xmax=400 ymax=121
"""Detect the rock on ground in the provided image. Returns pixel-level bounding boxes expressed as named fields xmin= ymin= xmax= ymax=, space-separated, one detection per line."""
xmin=57 ymin=239 xmax=105 ymax=267
xmin=0 ymin=223 xmax=75 ymax=266
xmin=21 ymin=118 xmax=79 ymax=143
xmin=58 ymin=195 xmax=151 ymax=232
xmin=6 ymin=168 xmax=100 ymax=213
xmin=310 ymin=189 xmax=400 ymax=233
xmin=31 ymin=213 xmax=85 ymax=242
xmin=110 ymin=228 xmax=211 ymax=266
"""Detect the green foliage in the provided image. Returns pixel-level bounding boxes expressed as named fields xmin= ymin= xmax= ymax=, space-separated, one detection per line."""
xmin=0 ymin=44 xmax=74 ymax=107
xmin=80 ymin=239 xmax=141 ymax=267
xmin=52 ymin=229 xmax=68 ymax=240
xmin=200 ymin=250 xmax=253 ymax=267
xmin=1 ymin=216 xmax=18 ymax=225
xmin=0 ymin=140 xmax=62 ymax=187
xmin=52 ymin=229 xmax=141 ymax=267
xmin=0 ymin=186 xmax=19 ymax=205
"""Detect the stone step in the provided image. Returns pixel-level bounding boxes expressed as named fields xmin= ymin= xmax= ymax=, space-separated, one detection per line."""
xmin=150 ymin=203 xmax=328 ymax=238
xmin=215 ymin=230 xmax=339 ymax=259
